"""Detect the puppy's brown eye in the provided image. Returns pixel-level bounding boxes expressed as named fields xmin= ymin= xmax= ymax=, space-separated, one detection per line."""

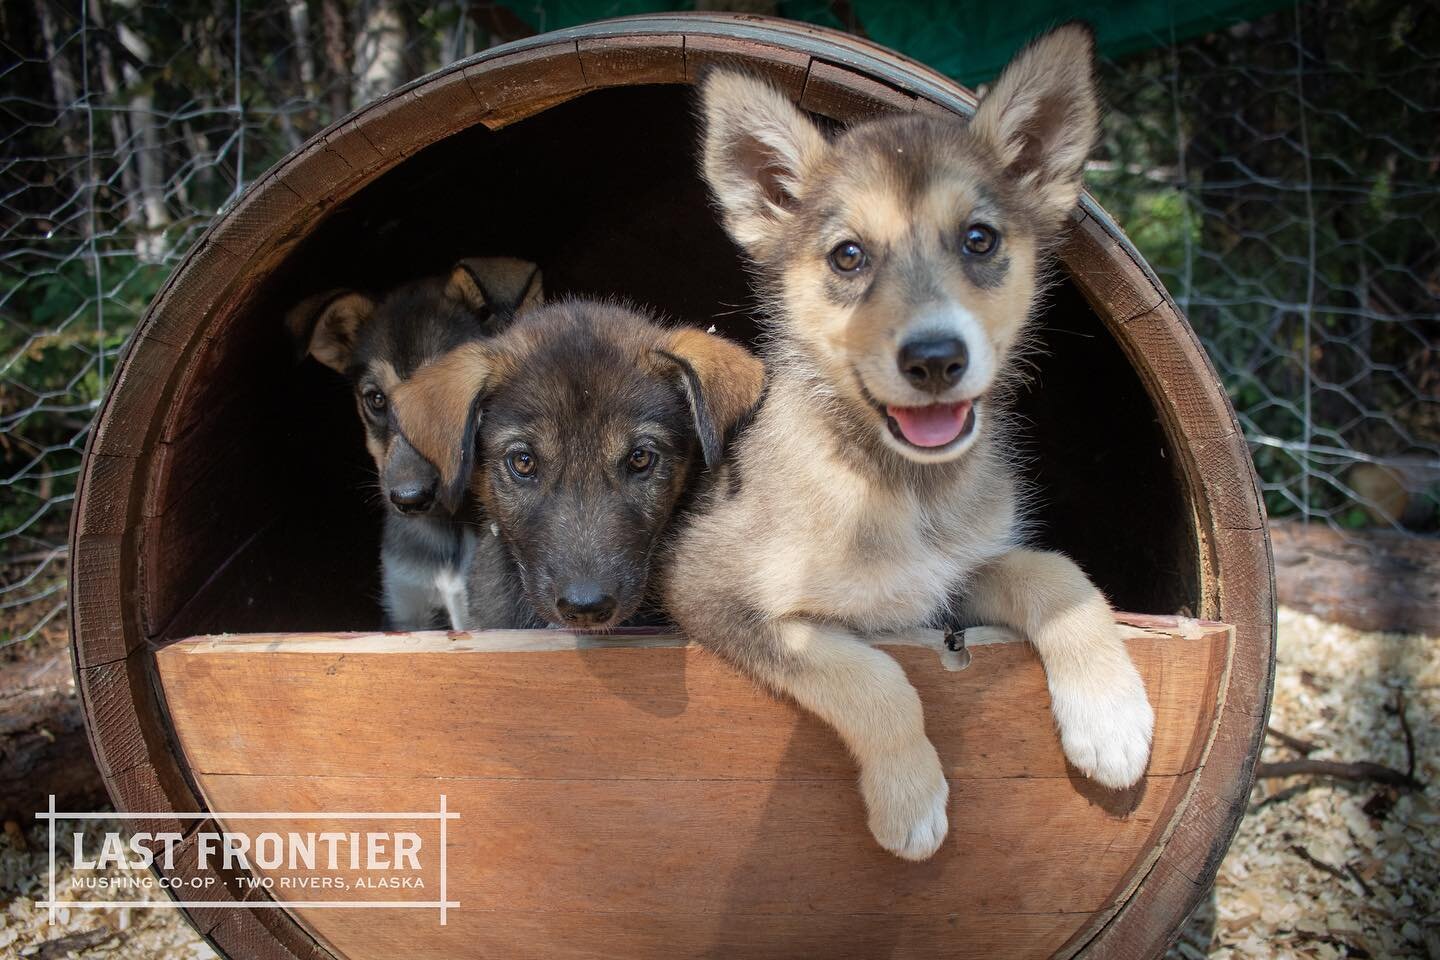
xmin=506 ymin=450 xmax=537 ymax=479
xmin=828 ymin=241 xmax=867 ymax=273
xmin=962 ymin=224 xmax=999 ymax=256
xmin=362 ymin=389 xmax=386 ymax=413
xmin=626 ymin=447 xmax=655 ymax=474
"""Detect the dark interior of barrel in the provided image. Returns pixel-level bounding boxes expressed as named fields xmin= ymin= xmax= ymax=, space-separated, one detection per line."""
xmin=158 ymin=84 xmax=1198 ymax=642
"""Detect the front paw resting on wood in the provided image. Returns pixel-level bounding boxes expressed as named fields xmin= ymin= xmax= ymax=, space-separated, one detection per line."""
xmin=860 ymin=738 xmax=949 ymax=860
xmin=1047 ymin=640 xmax=1154 ymax=789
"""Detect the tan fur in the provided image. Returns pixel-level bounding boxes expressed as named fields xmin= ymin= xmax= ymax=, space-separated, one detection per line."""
xmin=390 ymin=341 xmax=496 ymax=496
xmin=657 ymin=328 xmax=766 ymax=464
xmin=670 ymin=24 xmax=1153 ymax=862
xmin=293 ymin=258 xmax=542 ymax=487
xmin=446 ymin=256 xmax=545 ymax=319
xmin=395 ymin=312 xmax=765 ymax=493
xmin=290 ymin=292 xmax=375 ymax=374
xmin=961 ymin=549 xmax=1152 ymax=788
xmin=968 ymin=25 xmax=1100 ymax=229
xmin=362 ymin=360 xmax=402 ymax=465
xmin=699 ymin=70 xmax=830 ymax=262
xmin=286 ymin=259 xmax=543 ymax=633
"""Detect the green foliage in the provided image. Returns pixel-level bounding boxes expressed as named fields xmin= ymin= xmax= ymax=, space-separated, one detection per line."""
xmin=0 ymin=256 xmax=164 ymax=535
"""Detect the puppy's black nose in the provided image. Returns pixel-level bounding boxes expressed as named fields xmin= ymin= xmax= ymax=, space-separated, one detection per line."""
xmin=388 ymin=482 xmax=436 ymax=515
xmin=898 ymin=338 xmax=968 ymax=393
xmin=555 ymin=582 xmax=618 ymax=627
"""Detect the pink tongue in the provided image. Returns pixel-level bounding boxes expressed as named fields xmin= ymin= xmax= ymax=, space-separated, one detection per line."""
xmin=887 ymin=401 xmax=973 ymax=448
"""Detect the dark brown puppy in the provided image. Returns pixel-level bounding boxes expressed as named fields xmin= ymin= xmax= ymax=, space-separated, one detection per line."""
xmin=392 ymin=299 xmax=763 ymax=630
xmin=285 ymin=256 xmax=543 ymax=629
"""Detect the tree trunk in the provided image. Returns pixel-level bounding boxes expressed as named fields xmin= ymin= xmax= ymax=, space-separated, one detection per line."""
xmin=445 ymin=0 xmax=471 ymax=63
xmin=1271 ymin=519 xmax=1440 ymax=634
xmin=113 ymin=0 xmax=170 ymax=261
xmin=320 ymin=0 xmax=351 ymax=120
xmin=33 ymin=0 xmax=90 ymax=238
xmin=86 ymin=0 xmax=142 ymax=230
xmin=288 ymin=0 xmax=318 ymax=101
xmin=34 ymin=0 xmax=82 ymax=152
xmin=0 ymin=649 xmax=105 ymax=819
xmin=351 ymin=0 xmax=408 ymax=107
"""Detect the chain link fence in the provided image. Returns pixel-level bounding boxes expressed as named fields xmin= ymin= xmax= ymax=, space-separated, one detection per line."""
xmin=3 ymin=1 xmax=1437 ymax=649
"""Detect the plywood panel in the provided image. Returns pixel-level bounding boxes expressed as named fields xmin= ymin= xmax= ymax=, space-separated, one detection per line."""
xmin=154 ymin=619 xmax=1230 ymax=960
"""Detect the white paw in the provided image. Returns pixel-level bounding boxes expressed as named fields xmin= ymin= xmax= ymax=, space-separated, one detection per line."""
xmin=860 ymin=741 xmax=949 ymax=861
xmin=1050 ymin=662 xmax=1155 ymax=790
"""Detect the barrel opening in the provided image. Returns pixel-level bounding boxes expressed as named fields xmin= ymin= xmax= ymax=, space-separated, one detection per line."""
xmin=154 ymin=84 xmax=1198 ymax=641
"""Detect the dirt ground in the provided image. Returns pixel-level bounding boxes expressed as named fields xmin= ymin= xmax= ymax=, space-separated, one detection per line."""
xmin=2 ymin=606 xmax=1435 ymax=959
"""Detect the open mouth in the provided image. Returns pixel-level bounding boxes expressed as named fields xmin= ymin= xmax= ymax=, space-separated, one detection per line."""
xmin=884 ymin=400 xmax=977 ymax=450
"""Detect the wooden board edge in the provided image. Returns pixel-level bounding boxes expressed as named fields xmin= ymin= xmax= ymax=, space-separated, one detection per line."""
xmin=155 ymin=615 xmax=1231 ymax=659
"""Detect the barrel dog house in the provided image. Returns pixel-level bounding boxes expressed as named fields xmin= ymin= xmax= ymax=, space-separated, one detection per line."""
xmin=71 ymin=14 xmax=1274 ymax=960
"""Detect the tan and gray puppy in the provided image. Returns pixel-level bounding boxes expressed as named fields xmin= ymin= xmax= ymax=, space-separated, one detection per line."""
xmin=668 ymin=24 xmax=1154 ymax=861
xmin=287 ymin=257 xmax=542 ymax=629
xmin=392 ymin=299 xmax=763 ymax=630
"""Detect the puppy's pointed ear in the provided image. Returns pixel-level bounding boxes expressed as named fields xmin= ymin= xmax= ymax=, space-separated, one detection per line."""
xmin=699 ymin=70 xmax=829 ymax=262
xmin=655 ymin=328 xmax=765 ymax=469
xmin=286 ymin=291 xmax=375 ymax=373
xmin=391 ymin=342 xmax=494 ymax=513
xmin=515 ymin=266 xmax=544 ymax=314
xmin=969 ymin=23 xmax=1099 ymax=230
xmin=446 ymin=257 xmax=544 ymax=331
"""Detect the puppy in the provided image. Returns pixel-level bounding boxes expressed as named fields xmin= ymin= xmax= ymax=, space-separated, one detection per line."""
xmin=287 ymin=257 xmax=543 ymax=629
xmin=391 ymin=299 xmax=763 ymax=630
xmin=667 ymin=25 xmax=1154 ymax=861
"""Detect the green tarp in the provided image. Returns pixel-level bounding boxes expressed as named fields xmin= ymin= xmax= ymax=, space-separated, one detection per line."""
xmin=504 ymin=0 xmax=1297 ymax=83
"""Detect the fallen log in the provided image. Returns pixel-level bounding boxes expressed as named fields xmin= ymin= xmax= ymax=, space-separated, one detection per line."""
xmin=1270 ymin=520 xmax=1440 ymax=634
xmin=0 ymin=647 xmax=104 ymax=818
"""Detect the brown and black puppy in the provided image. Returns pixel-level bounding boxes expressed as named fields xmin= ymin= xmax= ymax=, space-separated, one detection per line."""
xmin=286 ymin=257 xmax=543 ymax=629
xmin=391 ymin=299 xmax=763 ymax=630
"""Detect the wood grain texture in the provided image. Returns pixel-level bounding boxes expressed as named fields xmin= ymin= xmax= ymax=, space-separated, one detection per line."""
xmin=683 ymin=33 xmax=811 ymax=97
xmin=153 ymin=620 xmax=1229 ymax=960
xmin=137 ymin=240 xmax=242 ymax=349
xmin=1054 ymin=212 xmax=1273 ymax=960
xmin=801 ymin=60 xmax=916 ymax=118
xmin=87 ymin=335 xmax=182 ymax=459
xmin=70 ymin=533 xmax=130 ymax=668
xmin=577 ymin=35 xmax=686 ymax=86
xmin=1061 ymin=215 xmax=1165 ymax=324
xmin=76 ymin=648 xmax=202 ymax=833
xmin=157 ymin=624 xmax=1225 ymax=784
xmin=463 ymin=44 xmax=590 ymax=129
xmin=70 ymin=453 xmax=137 ymax=539
xmin=207 ymin=176 xmax=311 ymax=264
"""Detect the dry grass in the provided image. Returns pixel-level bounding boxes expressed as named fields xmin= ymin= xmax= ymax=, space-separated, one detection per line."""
xmin=2 ymin=607 xmax=1435 ymax=957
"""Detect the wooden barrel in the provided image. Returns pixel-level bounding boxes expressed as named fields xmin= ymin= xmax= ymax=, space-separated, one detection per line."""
xmin=70 ymin=14 xmax=1274 ymax=960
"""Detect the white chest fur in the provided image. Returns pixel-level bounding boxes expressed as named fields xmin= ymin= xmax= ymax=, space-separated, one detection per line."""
xmin=742 ymin=418 xmax=1017 ymax=631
